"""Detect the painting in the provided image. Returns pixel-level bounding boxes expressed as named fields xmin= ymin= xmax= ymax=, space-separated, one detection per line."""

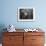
xmin=18 ymin=7 xmax=35 ymax=21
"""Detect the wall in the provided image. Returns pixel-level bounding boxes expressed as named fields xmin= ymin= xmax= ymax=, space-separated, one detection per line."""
xmin=0 ymin=0 xmax=46 ymax=30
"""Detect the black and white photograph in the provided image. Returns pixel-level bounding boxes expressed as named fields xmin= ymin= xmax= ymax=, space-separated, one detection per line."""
xmin=18 ymin=7 xmax=35 ymax=21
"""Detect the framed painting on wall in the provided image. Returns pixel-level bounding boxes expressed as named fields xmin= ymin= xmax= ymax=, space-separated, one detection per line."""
xmin=18 ymin=7 xmax=35 ymax=21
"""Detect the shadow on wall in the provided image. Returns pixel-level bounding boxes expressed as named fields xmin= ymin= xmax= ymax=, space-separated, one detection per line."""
xmin=0 ymin=24 xmax=7 ymax=43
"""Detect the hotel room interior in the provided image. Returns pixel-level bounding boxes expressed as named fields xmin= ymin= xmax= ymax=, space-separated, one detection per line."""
xmin=0 ymin=0 xmax=46 ymax=46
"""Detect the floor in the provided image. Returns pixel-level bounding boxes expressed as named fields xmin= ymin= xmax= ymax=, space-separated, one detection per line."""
xmin=0 ymin=44 xmax=2 ymax=46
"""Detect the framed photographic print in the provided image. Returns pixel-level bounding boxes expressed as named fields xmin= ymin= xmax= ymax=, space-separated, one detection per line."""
xmin=18 ymin=7 xmax=35 ymax=21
